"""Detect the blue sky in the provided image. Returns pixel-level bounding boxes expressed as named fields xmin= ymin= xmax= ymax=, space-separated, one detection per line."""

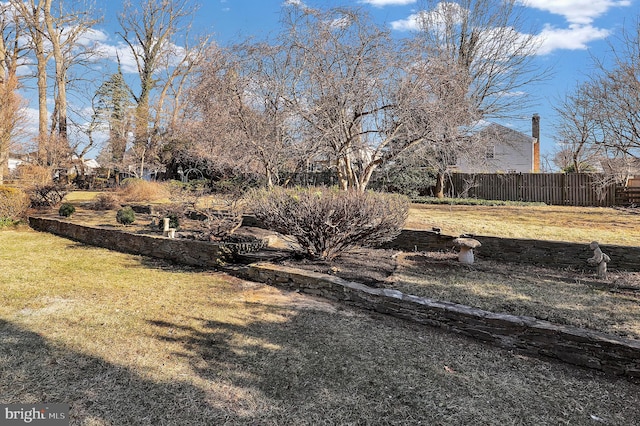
xmin=14 ymin=0 xmax=640 ymax=162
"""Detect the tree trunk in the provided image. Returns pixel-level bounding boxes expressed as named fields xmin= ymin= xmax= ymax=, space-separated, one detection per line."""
xmin=265 ymin=167 xmax=273 ymax=188
xmin=336 ymin=158 xmax=348 ymax=190
xmin=35 ymin=41 xmax=48 ymax=164
xmin=358 ymin=158 xmax=383 ymax=193
xmin=139 ymin=146 xmax=146 ymax=178
xmin=435 ymin=170 xmax=446 ymax=198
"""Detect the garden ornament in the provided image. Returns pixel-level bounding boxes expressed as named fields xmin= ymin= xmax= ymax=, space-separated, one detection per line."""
xmin=453 ymin=237 xmax=481 ymax=264
xmin=163 ymin=217 xmax=176 ymax=238
xmin=587 ymin=241 xmax=610 ymax=279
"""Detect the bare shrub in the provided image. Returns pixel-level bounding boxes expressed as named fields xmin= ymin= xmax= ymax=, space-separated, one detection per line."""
xmin=0 ymin=186 xmax=30 ymax=221
xmin=193 ymin=198 xmax=244 ymax=240
xmin=89 ymin=193 xmax=122 ymax=210
xmin=249 ymin=187 xmax=409 ymax=261
xmin=28 ymin=184 xmax=69 ymax=208
xmin=155 ymin=203 xmax=187 ymax=230
xmin=165 ymin=182 xmax=245 ymax=240
xmin=117 ymin=178 xmax=170 ymax=202
xmin=14 ymin=164 xmax=53 ymax=186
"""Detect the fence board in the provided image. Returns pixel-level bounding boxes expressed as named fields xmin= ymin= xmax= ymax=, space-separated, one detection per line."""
xmin=446 ymin=173 xmax=617 ymax=206
xmin=616 ymin=187 xmax=640 ymax=206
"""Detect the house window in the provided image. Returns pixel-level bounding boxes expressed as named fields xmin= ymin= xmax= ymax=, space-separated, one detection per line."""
xmin=485 ymin=145 xmax=495 ymax=159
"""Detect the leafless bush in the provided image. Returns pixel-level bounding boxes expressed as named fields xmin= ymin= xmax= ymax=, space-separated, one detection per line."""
xmin=117 ymin=178 xmax=170 ymax=202
xmin=14 ymin=164 xmax=53 ymax=186
xmin=89 ymin=193 xmax=122 ymax=210
xmin=192 ymin=198 xmax=244 ymax=240
xmin=155 ymin=203 xmax=188 ymax=230
xmin=28 ymin=184 xmax=69 ymax=208
xmin=249 ymin=187 xmax=409 ymax=261
xmin=0 ymin=186 xmax=30 ymax=220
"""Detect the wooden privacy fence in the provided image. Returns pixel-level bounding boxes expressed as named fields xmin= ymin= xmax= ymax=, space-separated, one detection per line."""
xmin=616 ymin=186 xmax=640 ymax=206
xmin=446 ymin=173 xmax=618 ymax=206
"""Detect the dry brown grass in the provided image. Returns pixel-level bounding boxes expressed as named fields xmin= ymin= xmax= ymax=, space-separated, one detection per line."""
xmin=2 ymin=229 xmax=640 ymax=425
xmin=63 ymin=191 xmax=640 ymax=246
xmin=407 ymin=203 xmax=640 ymax=246
xmin=117 ymin=179 xmax=171 ymax=203
xmin=390 ymin=251 xmax=640 ymax=340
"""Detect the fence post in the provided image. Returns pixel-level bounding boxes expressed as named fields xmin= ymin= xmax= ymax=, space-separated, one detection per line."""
xmin=517 ymin=173 xmax=523 ymax=201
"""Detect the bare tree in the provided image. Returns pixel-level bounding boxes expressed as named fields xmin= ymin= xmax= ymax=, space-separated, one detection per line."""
xmin=586 ymin=20 xmax=640 ymax=161
xmin=10 ymin=0 xmax=101 ymax=171
xmin=281 ymin=7 xmax=411 ymax=192
xmin=550 ymin=18 xmax=640 ymax=184
xmin=117 ymin=0 xmax=203 ymax=177
xmin=0 ymin=2 xmax=28 ymax=184
xmin=189 ymin=40 xmax=302 ymax=187
xmin=0 ymin=76 xmax=24 ymax=186
xmin=410 ymin=0 xmax=547 ymax=196
xmin=279 ymin=6 xmax=485 ymax=193
xmin=43 ymin=0 xmax=100 ymax=142
xmin=552 ymin=82 xmax=604 ymax=173
xmin=10 ymin=0 xmax=49 ymax=163
xmin=180 ymin=46 xmax=276 ymax=183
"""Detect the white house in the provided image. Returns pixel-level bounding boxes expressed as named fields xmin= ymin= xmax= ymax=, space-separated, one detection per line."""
xmin=8 ymin=157 xmax=23 ymax=171
xmin=453 ymin=115 xmax=541 ymax=174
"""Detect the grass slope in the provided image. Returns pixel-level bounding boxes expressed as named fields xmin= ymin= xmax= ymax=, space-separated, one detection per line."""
xmin=1 ymin=229 xmax=640 ymax=425
xmin=407 ymin=204 xmax=640 ymax=246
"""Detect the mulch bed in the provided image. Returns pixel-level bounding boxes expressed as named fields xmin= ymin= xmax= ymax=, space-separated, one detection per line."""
xmin=279 ymin=248 xmax=401 ymax=287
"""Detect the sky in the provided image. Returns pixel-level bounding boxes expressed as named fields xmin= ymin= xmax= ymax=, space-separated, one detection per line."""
xmin=12 ymin=0 xmax=640 ymax=163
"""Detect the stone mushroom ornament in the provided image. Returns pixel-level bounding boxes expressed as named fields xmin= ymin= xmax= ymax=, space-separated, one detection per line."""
xmin=453 ymin=237 xmax=481 ymax=264
xmin=587 ymin=241 xmax=611 ymax=279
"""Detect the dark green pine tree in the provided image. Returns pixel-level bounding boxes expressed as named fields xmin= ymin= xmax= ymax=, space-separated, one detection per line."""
xmin=94 ymin=61 xmax=133 ymax=164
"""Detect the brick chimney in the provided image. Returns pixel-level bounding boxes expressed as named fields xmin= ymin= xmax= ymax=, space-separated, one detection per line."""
xmin=532 ymin=114 xmax=540 ymax=172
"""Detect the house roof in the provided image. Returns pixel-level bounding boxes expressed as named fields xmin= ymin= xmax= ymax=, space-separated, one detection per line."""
xmin=471 ymin=122 xmax=535 ymax=144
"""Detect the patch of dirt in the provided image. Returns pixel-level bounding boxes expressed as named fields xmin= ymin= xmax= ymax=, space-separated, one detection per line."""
xmin=279 ymin=248 xmax=401 ymax=287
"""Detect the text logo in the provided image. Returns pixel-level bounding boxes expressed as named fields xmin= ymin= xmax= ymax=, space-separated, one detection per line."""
xmin=1 ymin=404 xmax=69 ymax=425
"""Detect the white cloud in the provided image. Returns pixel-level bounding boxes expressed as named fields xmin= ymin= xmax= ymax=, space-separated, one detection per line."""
xmin=518 ymin=0 xmax=631 ymax=25
xmin=94 ymin=42 xmax=139 ymax=74
xmin=535 ymin=23 xmax=610 ymax=55
xmin=391 ymin=3 xmax=465 ymax=32
xmin=283 ymin=0 xmax=316 ymax=13
xmin=73 ymin=27 xmax=110 ymax=47
xmin=391 ymin=1 xmax=627 ymax=55
xmin=360 ymin=0 xmax=417 ymax=7
xmin=391 ymin=12 xmax=422 ymax=31
xmin=331 ymin=16 xmax=353 ymax=29
xmin=283 ymin=0 xmax=305 ymax=8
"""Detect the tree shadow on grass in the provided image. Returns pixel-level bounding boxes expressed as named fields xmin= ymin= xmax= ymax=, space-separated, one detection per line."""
xmin=393 ymin=253 xmax=640 ymax=340
xmin=63 ymin=240 xmax=214 ymax=274
xmin=146 ymin=303 xmax=640 ymax=425
xmin=0 ymin=319 xmax=244 ymax=425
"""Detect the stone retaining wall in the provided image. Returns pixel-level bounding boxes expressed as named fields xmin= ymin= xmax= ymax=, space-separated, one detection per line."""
xmin=239 ymin=262 xmax=640 ymax=379
xmin=384 ymin=229 xmax=640 ymax=272
xmin=243 ymin=215 xmax=640 ymax=272
xmin=28 ymin=217 xmax=225 ymax=268
xmin=29 ymin=216 xmax=640 ymax=378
